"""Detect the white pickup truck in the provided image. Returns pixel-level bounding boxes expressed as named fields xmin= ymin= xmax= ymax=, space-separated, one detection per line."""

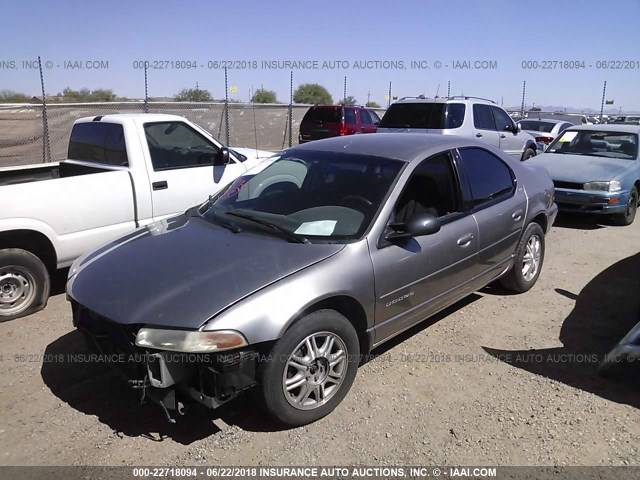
xmin=0 ymin=113 xmax=274 ymax=320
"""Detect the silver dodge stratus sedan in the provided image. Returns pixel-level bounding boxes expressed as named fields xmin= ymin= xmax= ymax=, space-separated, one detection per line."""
xmin=67 ymin=133 xmax=557 ymax=426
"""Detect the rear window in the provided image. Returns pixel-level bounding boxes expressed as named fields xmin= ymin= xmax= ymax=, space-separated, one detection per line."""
xmin=302 ymin=107 xmax=342 ymax=123
xmin=379 ymin=103 xmax=465 ymax=129
xmin=68 ymin=122 xmax=128 ymax=166
xmin=519 ymin=120 xmax=555 ymax=132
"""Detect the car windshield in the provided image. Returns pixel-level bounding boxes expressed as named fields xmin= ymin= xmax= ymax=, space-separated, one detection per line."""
xmin=200 ymin=150 xmax=404 ymax=242
xmin=379 ymin=103 xmax=465 ymax=129
xmin=519 ymin=120 xmax=556 ymax=133
xmin=546 ymin=130 xmax=638 ymax=159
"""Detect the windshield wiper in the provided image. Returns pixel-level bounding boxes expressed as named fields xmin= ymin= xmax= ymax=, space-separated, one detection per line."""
xmin=226 ymin=210 xmax=309 ymax=244
xmin=205 ymin=198 xmax=241 ymax=233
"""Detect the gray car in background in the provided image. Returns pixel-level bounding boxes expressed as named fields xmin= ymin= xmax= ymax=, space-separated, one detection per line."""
xmin=67 ymin=134 xmax=557 ymax=426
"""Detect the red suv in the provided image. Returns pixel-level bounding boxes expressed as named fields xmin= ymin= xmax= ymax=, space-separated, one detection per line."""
xmin=298 ymin=105 xmax=381 ymax=144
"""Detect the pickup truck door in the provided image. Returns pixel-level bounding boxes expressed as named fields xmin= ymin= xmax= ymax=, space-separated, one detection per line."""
xmin=369 ymin=151 xmax=479 ymax=345
xmin=142 ymin=121 xmax=247 ymax=220
xmin=456 ymin=147 xmax=527 ymax=283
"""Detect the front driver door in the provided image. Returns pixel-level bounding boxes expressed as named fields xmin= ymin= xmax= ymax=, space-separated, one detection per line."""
xmin=143 ymin=121 xmax=246 ymax=220
xmin=369 ymin=151 xmax=479 ymax=345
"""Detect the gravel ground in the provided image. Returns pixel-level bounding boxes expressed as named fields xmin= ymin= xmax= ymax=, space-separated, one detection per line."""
xmin=0 ymin=213 xmax=639 ymax=467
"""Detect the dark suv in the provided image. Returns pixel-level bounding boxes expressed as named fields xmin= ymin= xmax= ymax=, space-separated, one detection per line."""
xmin=299 ymin=105 xmax=380 ymax=144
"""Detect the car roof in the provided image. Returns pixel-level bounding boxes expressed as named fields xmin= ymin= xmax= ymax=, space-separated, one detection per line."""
xmin=309 ymin=105 xmax=366 ymax=109
xmin=75 ymin=113 xmax=185 ymax=123
xmin=392 ymin=96 xmax=495 ymax=105
xmin=566 ymin=124 xmax=640 ymax=134
xmin=290 ymin=133 xmax=488 ymax=162
xmin=519 ymin=118 xmax=566 ymax=125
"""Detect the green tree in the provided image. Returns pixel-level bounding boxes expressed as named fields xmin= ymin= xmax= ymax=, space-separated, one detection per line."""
xmin=366 ymin=101 xmax=381 ymax=108
xmin=251 ymin=88 xmax=277 ymax=103
xmin=55 ymin=87 xmax=116 ymax=102
xmin=337 ymin=96 xmax=358 ymax=106
xmin=0 ymin=89 xmax=30 ymax=103
xmin=174 ymin=88 xmax=213 ymax=102
xmin=293 ymin=83 xmax=332 ymax=105
xmin=530 ymin=106 xmax=541 ymax=112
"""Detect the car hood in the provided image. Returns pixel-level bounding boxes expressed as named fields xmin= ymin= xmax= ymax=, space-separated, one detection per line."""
xmin=528 ymin=153 xmax=634 ymax=183
xmin=232 ymin=147 xmax=275 ymax=161
xmin=68 ymin=213 xmax=345 ymax=329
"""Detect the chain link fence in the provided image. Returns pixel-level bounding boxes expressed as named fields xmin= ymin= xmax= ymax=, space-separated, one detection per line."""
xmin=0 ymin=102 xmax=388 ymax=167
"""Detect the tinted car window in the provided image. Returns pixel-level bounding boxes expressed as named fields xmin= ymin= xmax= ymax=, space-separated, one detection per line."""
xmin=379 ymin=103 xmax=462 ymax=129
xmin=473 ymin=104 xmax=495 ymax=130
xmin=68 ymin=122 xmax=128 ymax=166
xmin=519 ymin=120 xmax=556 ymax=132
xmin=344 ymin=108 xmax=357 ymax=124
xmin=491 ymin=107 xmax=515 ymax=131
xmin=458 ymin=147 xmax=515 ymax=206
xmin=395 ymin=152 xmax=460 ymax=222
xmin=369 ymin=110 xmax=381 ymax=123
xmin=144 ymin=122 xmax=219 ymax=171
xmin=302 ymin=107 xmax=342 ymax=123
xmin=360 ymin=109 xmax=373 ymax=125
xmin=559 ymin=123 xmax=573 ymax=133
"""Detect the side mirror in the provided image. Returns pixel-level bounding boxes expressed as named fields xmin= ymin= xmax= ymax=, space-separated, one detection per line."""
xmin=214 ymin=147 xmax=230 ymax=166
xmin=386 ymin=212 xmax=441 ymax=240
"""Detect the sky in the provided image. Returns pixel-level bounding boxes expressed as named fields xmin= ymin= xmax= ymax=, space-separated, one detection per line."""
xmin=2 ymin=0 xmax=640 ymax=111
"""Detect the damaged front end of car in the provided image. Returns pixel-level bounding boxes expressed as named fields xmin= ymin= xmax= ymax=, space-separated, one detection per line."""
xmin=71 ymin=301 xmax=259 ymax=423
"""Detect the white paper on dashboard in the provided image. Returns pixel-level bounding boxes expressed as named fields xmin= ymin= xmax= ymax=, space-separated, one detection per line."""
xmin=294 ymin=220 xmax=337 ymax=236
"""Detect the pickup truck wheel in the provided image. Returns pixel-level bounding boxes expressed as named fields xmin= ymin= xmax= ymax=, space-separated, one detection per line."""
xmin=0 ymin=249 xmax=50 ymax=321
xmin=613 ymin=187 xmax=638 ymax=226
xmin=257 ymin=309 xmax=359 ymax=426
xmin=521 ymin=147 xmax=536 ymax=161
xmin=499 ymin=223 xmax=545 ymax=293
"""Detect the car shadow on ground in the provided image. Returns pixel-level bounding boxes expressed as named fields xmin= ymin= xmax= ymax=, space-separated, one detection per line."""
xmin=41 ymin=293 xmax=483 ymax=437
xmin=483 ymin=252 xmax=640 ymax=409
xmin=552 ymin=212 xmax=608 ymax=230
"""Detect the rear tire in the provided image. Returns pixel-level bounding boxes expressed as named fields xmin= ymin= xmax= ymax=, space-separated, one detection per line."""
xmin=613 ymin=187 xmax=638 ymax=226
xmin=0 ymin=248 xmax=50 ymax=321
xmin=521 ymin=147 xmax=536 ymax=161
xmin=499 ymin=223 xmax=545 ymax=293
xmin=256 ymin=309 xmax=359 ymax=426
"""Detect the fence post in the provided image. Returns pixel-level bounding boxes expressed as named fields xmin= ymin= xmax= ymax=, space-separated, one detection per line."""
xmin=520 ymin=81 xmax=526 ymax=118
xmin=387 ymin=82 xmax=392 ymax=108
xmin=143 ymin=61 xmax=149 ymax=113
xmin=288 ymin=70 xmax=293 ymax=148
xmin=343 ymin=76 xmax=347 ymax=104
xmin=37 ymin=56 xmax=51 ymax=163
xmin=599 ymin=81 xmax=607 ymax=122
xmin=224 ymin=67 xmax=230 ymax=146
xmin=447 ymin=81 xmax=451 ymax=98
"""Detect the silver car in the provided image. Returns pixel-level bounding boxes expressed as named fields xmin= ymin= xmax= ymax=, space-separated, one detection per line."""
xmin=67 ymin=134 xmax=558 ymax=426
xmin=517 ymin=118 xmax=574 ymax=152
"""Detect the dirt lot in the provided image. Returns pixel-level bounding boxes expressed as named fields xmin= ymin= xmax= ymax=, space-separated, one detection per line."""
xmin=0 ymin=213 xmax=639 ymax=467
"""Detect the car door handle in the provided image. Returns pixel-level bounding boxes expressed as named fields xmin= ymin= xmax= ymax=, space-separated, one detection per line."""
xmin=457 ymin=233 xmax=474 ymax=246
xmin=152 ymin=181 xmax=168 ymax=190
xmin=475 ymin=133 xmax=483 ymax=138
xmin=512 ymin=209 xmax=523 ymax=221
xmin=500 ymin=134 xmax=506 ymax=138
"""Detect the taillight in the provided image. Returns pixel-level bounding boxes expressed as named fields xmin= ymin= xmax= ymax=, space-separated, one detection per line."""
xmin=339 ymin=122 xmax=348 ymax=136
xmin=535 ymin=136 xmax=553 ymax=143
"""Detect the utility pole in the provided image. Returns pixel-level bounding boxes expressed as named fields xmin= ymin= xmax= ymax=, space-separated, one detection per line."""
xmin=367 ymin=91 xmax=371 ymax=106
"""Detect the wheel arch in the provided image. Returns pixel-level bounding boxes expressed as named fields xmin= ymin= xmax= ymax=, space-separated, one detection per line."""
xmin=0 ymin=230 xmax=57 ymax=272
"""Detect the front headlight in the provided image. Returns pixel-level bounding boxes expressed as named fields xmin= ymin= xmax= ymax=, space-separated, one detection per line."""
xmin=135 ymin=328 xmax=248 ymax=353
xmin=583 ymin=180 xmax=621 ymax=192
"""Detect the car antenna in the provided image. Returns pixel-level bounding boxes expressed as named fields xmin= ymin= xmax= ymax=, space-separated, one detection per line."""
xmin=435 ymin=84 xmax=440 ymax=97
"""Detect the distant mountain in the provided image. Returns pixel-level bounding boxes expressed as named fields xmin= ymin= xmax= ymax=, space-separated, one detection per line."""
xmin=506 ymin=105 xmax=632 ymax=114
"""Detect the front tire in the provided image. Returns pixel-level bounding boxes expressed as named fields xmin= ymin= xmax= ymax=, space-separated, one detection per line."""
xmin=499 ymin=223 xmax=545 ymax=293
xmin=257 ymin=309 xmax=360 ymax=426
xmin=613 ymin=187 xmax=638 ymax=226
xmin=0 ymin=248 xmax=50 ymax=321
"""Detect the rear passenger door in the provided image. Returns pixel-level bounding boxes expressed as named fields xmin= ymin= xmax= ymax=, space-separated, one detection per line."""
xmin=456 ymin=147 xmax=527 ymax=284
xmin=143 ymin=121 xmax=246 ymax=220
xmin=472 ymin=104 xmax=501 ymax=149
xmin=359 ymin=109 xmax=376 ymax=134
